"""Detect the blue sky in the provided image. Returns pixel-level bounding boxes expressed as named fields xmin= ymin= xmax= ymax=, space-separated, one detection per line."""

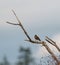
xmin=0 ymin=0 xmax=60 ymax=63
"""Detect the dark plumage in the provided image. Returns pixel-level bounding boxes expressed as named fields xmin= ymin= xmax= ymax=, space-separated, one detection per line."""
xmin=34 ymin=35 xmax=41 ymax=41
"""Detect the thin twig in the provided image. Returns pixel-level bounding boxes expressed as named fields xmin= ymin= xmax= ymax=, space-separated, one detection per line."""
xmin=45 ymin=36 xmax=56 ymax=44
xmin=45 ymin=36 xmax=60 ymax=52
xmin=45 ymin=39 xmax=54 ymax=46
xmin=7 ymin=21 xmax=19 ymax=25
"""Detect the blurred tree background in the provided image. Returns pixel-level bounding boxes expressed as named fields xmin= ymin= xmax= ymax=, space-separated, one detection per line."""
xmin=16 ymin=47 xmax=35 ymax=65
xmin=0 ymin=46 xmax=36 ymax=65
xmin=0 ymin=55 xmax=10 ymax=65
xmin=0 ymin=46 xmax=59 ymax=65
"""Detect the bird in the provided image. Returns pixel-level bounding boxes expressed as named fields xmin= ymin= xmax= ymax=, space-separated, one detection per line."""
xmin=34 ymin=35 xmax=41 ymax=41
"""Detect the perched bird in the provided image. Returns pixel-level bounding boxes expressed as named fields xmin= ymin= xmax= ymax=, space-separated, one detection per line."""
xmin=34 ymin=35 xmax=41 ymax=41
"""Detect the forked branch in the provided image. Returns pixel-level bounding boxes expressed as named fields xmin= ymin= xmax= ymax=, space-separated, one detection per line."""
xmin=7 ymin=10 xmax=32 ymax=41
xmin=45 ymin=36 xmax=60 ymax=52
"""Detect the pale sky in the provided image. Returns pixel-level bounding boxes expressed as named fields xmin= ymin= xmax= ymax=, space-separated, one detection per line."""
xmin=0 ymin=0 xmax=60 ymax=63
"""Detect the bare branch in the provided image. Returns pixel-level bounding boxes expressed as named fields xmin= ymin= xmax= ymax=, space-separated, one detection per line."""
xmin=41 ymin=41 xmax=59 ymax=63
xmin=7 ymin=21 xmax=19 ymax=25
xmin=25 ymin=39 xmax=42 ymax=44
xmin=45 ymin=36 xmax=60 ymax=52
xmin=45 ymin=36 xmax=56 ymax=44
xmin=7 ymin=10 xmax=32 ymax=41
xmin=12 ymin=10 xmax=22 ymax=25
xmin=45 ymin=39 xmax=54 ymax=46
